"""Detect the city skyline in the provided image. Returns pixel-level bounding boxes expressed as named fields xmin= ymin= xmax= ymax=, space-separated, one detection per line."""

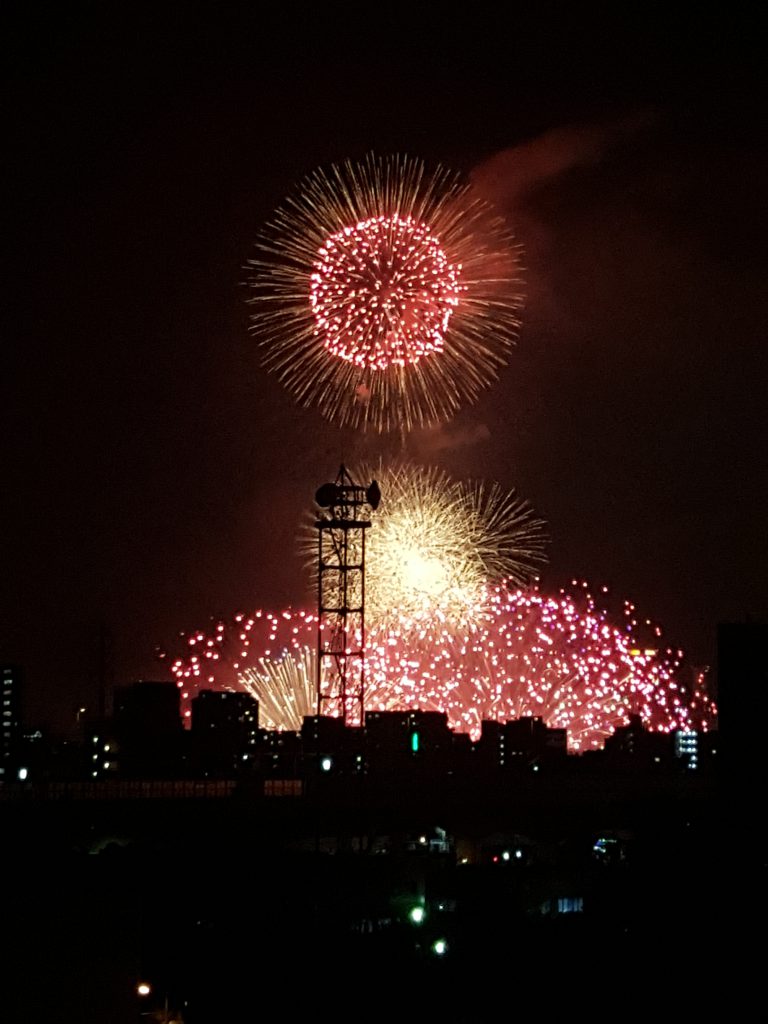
xmin=3 ymin=7 xmax=765 ymax=731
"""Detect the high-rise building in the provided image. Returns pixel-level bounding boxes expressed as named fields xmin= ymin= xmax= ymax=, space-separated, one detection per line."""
xmin=717 ymin=621 xmax=767 ymax=777
xmin=504 ymin=716 xmax=567 ymax=765
xmin=191 ymin=690 xmax=259 ymax=775
xmin=602 ymin=714 xmax=672 ymax=769
xmin=1 ymin=664 xmax=23 ymax=780
xmin=476 ymin=716 xmax=567 ymax=771
xmin=110 ymin=681 xmax=185 ymax=778
xmin=674 ymin=730 xmax=699 ymax=770
xmin=365 ymin=710 xmax=452 ymax=775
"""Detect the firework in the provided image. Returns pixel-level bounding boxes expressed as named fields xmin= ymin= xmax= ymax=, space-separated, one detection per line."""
xmin=364 ymin=583 xmax=713 ymax=750
xmin=239 ymin=647 xmax=316 ymax=732
xmin=238 ymin=645 xmax=400 ymax=731
xmin=247 ymin=153 xmax=523 ymax=432
xmin=309 ymin=461 xmax=548 ymax=628
xmin=160 ymin=608 xmax=320 ymax=722
xmin=161 ymin=583 xmax=715 ymax=749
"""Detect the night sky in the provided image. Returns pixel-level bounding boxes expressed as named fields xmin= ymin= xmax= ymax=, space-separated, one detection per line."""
xmin=4 ymin=6 xmax=766 ymax=731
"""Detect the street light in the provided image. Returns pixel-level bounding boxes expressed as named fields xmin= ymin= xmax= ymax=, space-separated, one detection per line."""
xmin=136 ymin=981 xmax=172 ymax=1022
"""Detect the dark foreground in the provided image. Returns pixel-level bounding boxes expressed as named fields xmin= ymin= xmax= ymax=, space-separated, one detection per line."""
xmin=1 ymin=772 xmax=757 ymax=1022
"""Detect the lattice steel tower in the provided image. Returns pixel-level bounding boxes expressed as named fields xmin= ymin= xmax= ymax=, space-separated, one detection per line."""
xmin=314 ymin=465 xmax=381 ymax=725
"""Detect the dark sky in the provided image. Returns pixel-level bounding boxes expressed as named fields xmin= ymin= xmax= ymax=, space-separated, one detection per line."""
xmin=4 ymin=5 xmax=766 ymax=731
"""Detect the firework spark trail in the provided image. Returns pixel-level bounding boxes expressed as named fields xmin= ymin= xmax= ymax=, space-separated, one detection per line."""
xmin=247 ymin=153 xmax=523 ymax=431
xmin=238 ymin=645 xmax=401 ymax=732
xmin=239 ymin=647 xmax=316 ymax=732
xmin=161 ymin=583 xmax=716 ymax=749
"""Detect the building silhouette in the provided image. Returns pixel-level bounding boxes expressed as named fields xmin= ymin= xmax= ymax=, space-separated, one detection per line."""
xmin=476 ymin=715 xmax=567 ymax=772
xmin=101 ymin=681 xmax=186 ymax=778
xmin=717 ymin=620 xmax=766 ymax=779
xmin=1 ymin=664 xmax=23 ymax=781
xmin=365 ymin=710 xmax=453 ymax=777
xmin=190 ymin=689 xmax=259 ymax=776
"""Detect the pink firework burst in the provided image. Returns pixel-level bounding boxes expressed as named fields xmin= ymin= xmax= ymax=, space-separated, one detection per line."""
xmin=365 ymin=584 xmax=716 ymax=750
xmin=310 ymin=213 xmax=463 ymax=370
xmin=159 ymin=582 xmax=715 ymax=749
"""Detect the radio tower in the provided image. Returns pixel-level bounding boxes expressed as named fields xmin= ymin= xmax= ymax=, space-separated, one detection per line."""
xmin=314 ymin=465 xmax=381 ymax=725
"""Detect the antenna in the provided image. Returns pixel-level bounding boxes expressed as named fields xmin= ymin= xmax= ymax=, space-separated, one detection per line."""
xmin=314 ymin=465 xmax=381 ymax=726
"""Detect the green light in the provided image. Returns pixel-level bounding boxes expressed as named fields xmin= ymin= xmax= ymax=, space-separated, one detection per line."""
xmin=408 ymin=906 xmax=425 ymax=925
xmin=411 ymin=731 xmax=419 ymax=753
xmin=432 ymin=939 xmax=448 ymax=956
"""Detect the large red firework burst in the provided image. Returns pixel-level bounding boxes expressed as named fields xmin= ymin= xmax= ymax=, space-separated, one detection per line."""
xmin=247 ymin=153 xmax=523 ymax=432
xmin=310 ymin=213 xmax=463 ymax=370
xmin=159 ymin=583 xmax=715 ymax=750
